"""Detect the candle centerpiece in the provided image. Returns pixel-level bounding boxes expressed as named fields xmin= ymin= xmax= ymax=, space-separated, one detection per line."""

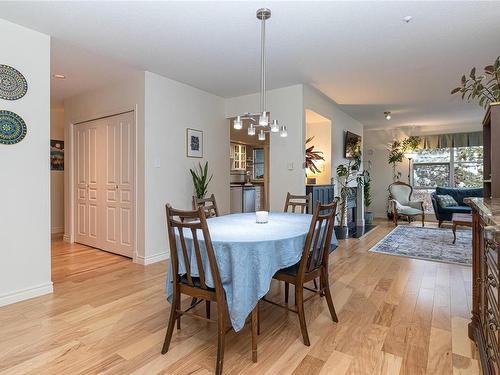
xmin=256 ymin=211 xmax=269 ymax=224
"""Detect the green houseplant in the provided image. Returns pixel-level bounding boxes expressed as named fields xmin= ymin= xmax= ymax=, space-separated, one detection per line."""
xmin=305 ymin=136 xmax=325 ymax=175
xmin=335 ymin=152 xmax=364 ymax=228
xmin=451 ymin=56 xmax=500 ymax=108
xmin=387 ymin=136 xmax=421 ymax=182
xmin=363 ymin=169 xmax=373 ymax=225
xmin=190 ymin=161 xmax=213 ymax=199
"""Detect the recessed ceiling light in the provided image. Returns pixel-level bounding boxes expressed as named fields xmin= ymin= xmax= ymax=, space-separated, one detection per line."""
xmin=403 ymin=15 xmax=413 ymax=23
xmin=384 ymin=111 xmax=392 ymax=120
xmin=53 ymin=74 xmax=66 ymax=79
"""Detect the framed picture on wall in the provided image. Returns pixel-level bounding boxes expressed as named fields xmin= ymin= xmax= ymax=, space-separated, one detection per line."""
xmin=186 ymin=128 xmax=203 ymax=158
xmin=50 ymin=139 xmax=64 ymax=170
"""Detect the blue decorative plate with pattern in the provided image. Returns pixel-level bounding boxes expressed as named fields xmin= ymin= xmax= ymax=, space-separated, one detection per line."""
xmin=0 ymin=64 xmax=28 ymax=100
xmin=0 ymin=110 xmax=27 ymax=145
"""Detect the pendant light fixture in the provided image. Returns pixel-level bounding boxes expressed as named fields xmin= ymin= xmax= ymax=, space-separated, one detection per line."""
xmin=232 ymin=8 xmax=288 ymax=140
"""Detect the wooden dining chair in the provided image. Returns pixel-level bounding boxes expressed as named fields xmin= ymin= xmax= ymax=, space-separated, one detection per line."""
xmin=264 ymin=201 xmax=338 ymax=346
xmin=284 ymin=192 xmax=317 ymax=291
xmin=193 ymin=194 xmax=219 ymax=218
xmin=284 ymin=192 xmax=312 ymax=214
xmin=162 ymin=205 xmax=231 ymax=374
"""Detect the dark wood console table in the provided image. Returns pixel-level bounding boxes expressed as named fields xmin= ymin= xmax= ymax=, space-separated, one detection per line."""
xmin=466 ymin=198 xmax=500 ymax=374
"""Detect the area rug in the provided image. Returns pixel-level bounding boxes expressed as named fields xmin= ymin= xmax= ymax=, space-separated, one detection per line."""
xmin=369 ymin=225 xmax=472 ymax=266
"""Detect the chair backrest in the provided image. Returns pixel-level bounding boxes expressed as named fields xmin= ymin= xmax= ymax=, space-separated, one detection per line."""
xmin=388 ymin=182 xmax=412 ymax=205
xmin=192 ymin=194 xmax=219 ymax=218
xmin=284 ymin=192 xmax=312 ymax=214
xmin=297 ymin=201 xmax=337 ymax=279
xmin=165 ymin=204 xmax=224 ymax=297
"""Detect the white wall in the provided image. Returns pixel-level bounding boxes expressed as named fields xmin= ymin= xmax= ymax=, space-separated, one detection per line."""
xmin=303 ymin=84 xmax=365 ymax=224
xmin=306 ymin=119 xmax=331 ymax=185
xmin=63 ymin=72 xmax=146 ymax=259
xmin=363 ymin=123 xmax=483 ymax=218
xmin=225 ymin=85 xmax=305 ymax=211
xmin=0 ymin=20 xmax=52 ymax=306
xmin=144 ymin=71 xmax=228 ymax=263
xmin=50 ymin=105 xmax=65 ymax=233
xmin=303 ymin=84 xmax=364 ymax=180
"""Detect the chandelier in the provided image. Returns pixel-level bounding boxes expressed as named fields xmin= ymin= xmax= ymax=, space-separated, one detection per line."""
xmin=233 ymin=8 xmax=287 ymax=141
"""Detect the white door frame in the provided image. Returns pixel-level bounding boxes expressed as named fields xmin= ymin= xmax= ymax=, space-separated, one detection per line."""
xmin=67 ymin=105 xmax=139 ymax=262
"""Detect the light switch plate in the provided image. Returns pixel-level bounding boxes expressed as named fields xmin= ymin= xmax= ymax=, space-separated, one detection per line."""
xmin=153 ymin=158 xmax=161 ymax=168
xmin=287 ymin=162 xmax=294 ymax=170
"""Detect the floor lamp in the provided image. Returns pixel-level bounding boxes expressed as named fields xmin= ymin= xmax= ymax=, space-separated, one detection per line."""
xmin=405 ymin=152 xmax=416 ymax=184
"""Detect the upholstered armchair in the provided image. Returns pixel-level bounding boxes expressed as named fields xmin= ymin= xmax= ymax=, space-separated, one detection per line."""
xmin=388 ymin=182 xmax=425 ymax=227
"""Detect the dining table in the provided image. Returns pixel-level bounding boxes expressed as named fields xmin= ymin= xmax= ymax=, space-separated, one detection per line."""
xmin=165 ymin=212 xmax=338 ymax=332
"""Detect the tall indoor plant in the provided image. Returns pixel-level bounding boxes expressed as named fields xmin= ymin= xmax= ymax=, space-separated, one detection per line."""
xmin=387 ymin=136 xmax=421 ymax=182
xmin=363 ymin=169 xmax=373 ymax=224
xmin=335 ymin=152 xmax=363 ymax=228
xmin=190 ymin=161 xmax=213 ymax=199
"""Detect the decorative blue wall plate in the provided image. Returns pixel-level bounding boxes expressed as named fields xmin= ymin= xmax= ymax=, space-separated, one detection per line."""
xmin=0 ymin=64 xmax=28 ymax=100
xmin=0 ymin=110 xmax=27 ymax=145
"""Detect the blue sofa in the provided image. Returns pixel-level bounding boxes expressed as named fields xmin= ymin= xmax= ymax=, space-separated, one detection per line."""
xmin=431 ymin=187 xmax=483 ymax=226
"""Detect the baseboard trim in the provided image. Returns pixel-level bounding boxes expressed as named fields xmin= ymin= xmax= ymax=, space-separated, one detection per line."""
xmin=63 ymin=234 xmax=71 ymax=242
xmin=0 ymin=282 xmax=53 ymax=307
xmin=51 ymin=227 xmax=64 ymax=234
xmin=135 ymin=251 xmax=169 ymax=265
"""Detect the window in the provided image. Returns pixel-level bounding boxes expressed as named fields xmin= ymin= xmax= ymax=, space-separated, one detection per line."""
xmin=253 ymin=148 xmax=265 ymax=180
xmin=411 ymin=146 xmax=483 ymax=211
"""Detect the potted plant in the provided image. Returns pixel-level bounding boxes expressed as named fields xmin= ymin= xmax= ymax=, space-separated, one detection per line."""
xmin=363 ymin=169 xmax=373 ymax=225
xmin=190 ymin=161 xmax=213 ymax=199
xmin=304 ymin=136 xmax=325 ymax=175
xmin=451 ymin=56 xmax=500 ymax=108
xmin=335 ymin=152 xmax=363 ymax=229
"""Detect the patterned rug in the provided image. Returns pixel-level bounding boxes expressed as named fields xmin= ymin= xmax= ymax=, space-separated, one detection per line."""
xmin=369 ymin=225 xmax=472 ymax=265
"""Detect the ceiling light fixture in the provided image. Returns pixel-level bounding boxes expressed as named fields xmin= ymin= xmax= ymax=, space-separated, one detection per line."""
xmin=53 ymin=74 xmax=66 ymax=79
xmin=384 ymin=111 xmax=392 ymax=120
xmin=403 ymin=15 xmax=413 ymax=23
xmin=232 ymin=8 xmax=287 ymax=141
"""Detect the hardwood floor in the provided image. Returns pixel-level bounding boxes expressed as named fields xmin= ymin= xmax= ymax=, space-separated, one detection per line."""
xmin=0 ymin=222 xmax=479 ymax=374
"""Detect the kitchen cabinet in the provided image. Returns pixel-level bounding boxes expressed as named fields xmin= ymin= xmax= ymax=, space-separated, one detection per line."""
xmin=231 ymin=143 xmax=246 ymax=170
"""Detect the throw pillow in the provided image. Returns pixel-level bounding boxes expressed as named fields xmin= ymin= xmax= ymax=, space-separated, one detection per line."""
xmin=436 ymin=194 xmax=458 ymax=208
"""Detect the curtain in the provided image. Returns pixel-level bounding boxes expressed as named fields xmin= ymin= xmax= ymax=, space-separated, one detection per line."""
xmin=421 ymin=131 xmax=482 ymax=149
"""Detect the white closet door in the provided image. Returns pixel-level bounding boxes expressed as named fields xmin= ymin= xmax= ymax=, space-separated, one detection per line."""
xmin=101 ymin=112 xmax=134 ymax=257
xmin=74 ymin=120 xmax=101 ymax=248
xmin=74 ymin=112 xmax=135 ymax=258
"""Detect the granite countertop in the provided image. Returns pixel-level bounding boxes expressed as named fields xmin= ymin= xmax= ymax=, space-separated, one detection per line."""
xmin=465 ymin=197 xmax=500 ymax=242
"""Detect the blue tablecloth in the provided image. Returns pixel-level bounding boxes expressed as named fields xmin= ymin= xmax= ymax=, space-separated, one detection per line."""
xmin=165 ymin=212 xmax=337 ymax=332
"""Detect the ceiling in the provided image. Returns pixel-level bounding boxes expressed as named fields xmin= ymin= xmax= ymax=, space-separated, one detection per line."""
xmin=1 ymin=1 xmax=499 ymax=129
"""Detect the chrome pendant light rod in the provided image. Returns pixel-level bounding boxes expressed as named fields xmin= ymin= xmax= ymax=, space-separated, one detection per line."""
xmin=257 ymin=8 xmax=270 ymax=115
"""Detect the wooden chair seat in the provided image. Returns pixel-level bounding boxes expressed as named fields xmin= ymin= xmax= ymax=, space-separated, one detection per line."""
xmin=264 ymin=201 xmax=338 ymax=346
xmin=180 ymin=274 xmax=216 ymax=290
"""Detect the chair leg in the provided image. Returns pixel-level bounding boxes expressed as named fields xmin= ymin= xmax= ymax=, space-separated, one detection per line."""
xmin=295 ymin=284 xmax=310 ymax=346
xmin=215 ymin=305 xmax=227 ymax=375
xmin=190 ymin=297 xmax=198 ymax=306
xmin=257 ymin=301 xmax=261 ymax=335
xmin=162 ymin=292 xmax=179 ymax=354
xmin=206 ymin=301 xmax=211 ymax=320
xmin=422 ymin=212 xmax=425 ymax=227
xmin=321 ymin=268 xmax=338 ymax=323
xmin=313 ymin=278 xmax=318 ymax=290
xmin=438 ymin=220 xmax=442 ymax=228
xmin=284 ymin=282 xmax=289 ymax=304
xmin=393 ymin=212 xmax=398 ymax=226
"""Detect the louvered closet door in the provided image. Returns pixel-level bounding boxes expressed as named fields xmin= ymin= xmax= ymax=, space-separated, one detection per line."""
xmin=74 ymin=120 xmax=101 ymax=248
xmin=101 ymin=112 xmax=134 ymax=257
